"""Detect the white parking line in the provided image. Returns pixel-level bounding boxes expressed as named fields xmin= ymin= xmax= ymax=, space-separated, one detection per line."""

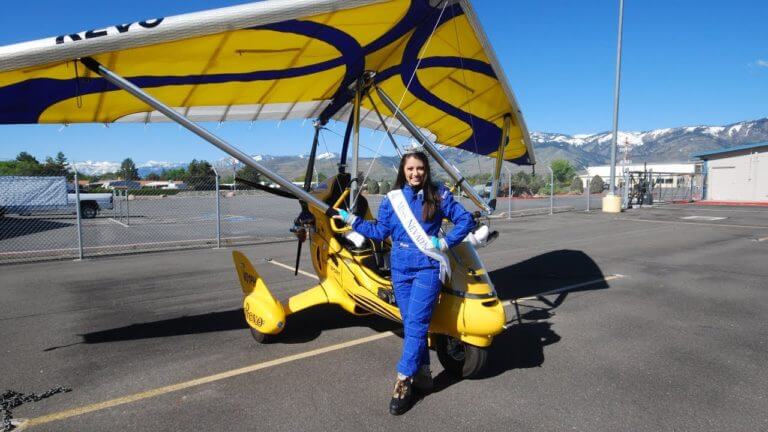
xmin=108 ymin=218 xmax=130 ymax=227
xmin=618 ymin=218 xmax=768 ymax=229
xmin=265 ymin=258 xmax=319 ymax=280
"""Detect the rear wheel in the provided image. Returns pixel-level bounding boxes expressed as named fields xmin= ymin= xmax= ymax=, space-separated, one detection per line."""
xmin=80 ymin=202 xmax=98 ymax=219
xmin=435 ymin=334 xmax=488 ymax=378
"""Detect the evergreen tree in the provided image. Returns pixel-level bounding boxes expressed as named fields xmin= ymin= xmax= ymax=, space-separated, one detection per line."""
xmin=590 ymin=175 xmax=605 ymax=194
xmin=120 ymin=158 xmax=140 ymax=180
xmin=41 ymin=152 xmax=70 ymax=178
xmin=570 ymin=177 xmax=584 ymax=193
xmin=16 ymin=152 xmax=39 ymax=164
xmin=236 ymin=165 xmax=262 ymax=189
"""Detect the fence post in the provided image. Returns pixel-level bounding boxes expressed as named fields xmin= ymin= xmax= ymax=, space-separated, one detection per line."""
xmin=689 ymin=175 xmax=695 ymax=201
xmin=548 ymin=166 xmax=554 ymax=215
xmin=586 ymin=178 xmax=590 ymax=212
xmin=72 ymin=163 xmax=84 ymax=260
xmin=214 ymin=170 xmax=221 ymax=249
xmin=622 ymin=169 xmax=630 ymax=209
xmin=503 ymin=166 xmax=512 ymax=219
xmin=125 ymin=185 xmax=131 ymax=226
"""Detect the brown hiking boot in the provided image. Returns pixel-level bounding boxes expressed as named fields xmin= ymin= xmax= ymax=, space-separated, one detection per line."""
xmin=389 ymin=377 xmax=413 ymax=415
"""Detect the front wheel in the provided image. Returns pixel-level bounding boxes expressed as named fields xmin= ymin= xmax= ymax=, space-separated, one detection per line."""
xmin=435 ymin=335 xmax=488 ymax=378
xmin=249 ymin=327 xmax=271 ymax=344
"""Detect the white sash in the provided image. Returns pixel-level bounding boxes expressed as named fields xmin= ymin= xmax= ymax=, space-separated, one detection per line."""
xmin=387 ymin=189 xmax=451 ymax=284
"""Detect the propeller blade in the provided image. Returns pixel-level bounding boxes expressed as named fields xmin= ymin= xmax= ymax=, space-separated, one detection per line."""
xmin=294 ymin=239 xmax=302 ymax=275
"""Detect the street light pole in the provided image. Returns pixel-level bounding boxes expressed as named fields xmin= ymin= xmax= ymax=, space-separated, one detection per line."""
xmin=604 ymin=0 xmax=625 ymax=213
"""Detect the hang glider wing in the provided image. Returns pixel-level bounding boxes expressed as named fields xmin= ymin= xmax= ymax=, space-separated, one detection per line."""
xmin=0 ymin=0 xmax=534 ymax=164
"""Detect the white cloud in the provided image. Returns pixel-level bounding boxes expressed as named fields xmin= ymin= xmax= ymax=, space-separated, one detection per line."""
xmin=756 ymin=59 xmax=768 ymax=68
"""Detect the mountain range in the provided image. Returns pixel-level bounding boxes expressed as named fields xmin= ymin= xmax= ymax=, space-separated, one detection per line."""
xmin=72 ymin=117 xmax=768 ymax=179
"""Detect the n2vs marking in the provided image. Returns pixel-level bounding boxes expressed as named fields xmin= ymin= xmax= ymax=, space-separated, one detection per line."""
xmin=55 ymin=18 xmax=164 ymax=45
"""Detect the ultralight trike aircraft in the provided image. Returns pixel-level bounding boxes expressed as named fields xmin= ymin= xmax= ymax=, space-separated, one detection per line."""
xmin=0 ymin=0 xmax=535 ymax=377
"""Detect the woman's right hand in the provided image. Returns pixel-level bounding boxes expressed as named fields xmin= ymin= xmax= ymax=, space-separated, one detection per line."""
xmin=332 ymin=209 xmax=356 ymax=225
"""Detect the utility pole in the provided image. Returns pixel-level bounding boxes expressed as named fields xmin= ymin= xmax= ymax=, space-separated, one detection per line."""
xmin=603 ymin=0 xmax=625 ymax=213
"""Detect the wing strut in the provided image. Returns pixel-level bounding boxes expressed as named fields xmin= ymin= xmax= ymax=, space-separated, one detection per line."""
xmin=375 ymin=86 xmax=492 ymax=213
xmin=79 ymin=57 xmax=334 ymax=217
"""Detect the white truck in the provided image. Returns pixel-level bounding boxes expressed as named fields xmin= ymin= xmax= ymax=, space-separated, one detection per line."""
xmin=0 ymin=176 xmax=113 ymax=219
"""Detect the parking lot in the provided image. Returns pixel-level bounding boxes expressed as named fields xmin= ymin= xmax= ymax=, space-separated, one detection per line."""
xmin=1 ymin=204 xmax=766 ymax=431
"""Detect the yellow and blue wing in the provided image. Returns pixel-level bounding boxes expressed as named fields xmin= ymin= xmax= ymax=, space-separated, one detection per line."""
xmin=0 ymin=0 xmax=534 ymax=164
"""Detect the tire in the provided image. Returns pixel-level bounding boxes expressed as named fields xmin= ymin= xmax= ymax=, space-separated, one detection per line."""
xmin=80 ymin=202 xmax=98 ymax=219
xmin=435 ymin=334 xmax=488 ymax=379
xmin=249 ymin=327 xmax=270 ymax=344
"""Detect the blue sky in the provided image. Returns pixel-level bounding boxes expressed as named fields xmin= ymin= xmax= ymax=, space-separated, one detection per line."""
xmin=0 ymin=0 xmax=766 ymax=164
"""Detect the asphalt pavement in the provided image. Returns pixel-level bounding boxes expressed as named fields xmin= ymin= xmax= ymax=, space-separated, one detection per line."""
xmin=1 ymin=204 xmax=766 ymax=431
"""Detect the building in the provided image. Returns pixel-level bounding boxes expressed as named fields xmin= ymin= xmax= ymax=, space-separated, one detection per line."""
xmin=580 ymin=162 xmax=698 ymax=189
xmin=693 ymin=142 xmax=768 ymax=202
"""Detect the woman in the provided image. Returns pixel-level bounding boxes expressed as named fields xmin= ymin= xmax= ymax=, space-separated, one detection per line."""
xmin=335 ymin=151 xmax=475 ymax=415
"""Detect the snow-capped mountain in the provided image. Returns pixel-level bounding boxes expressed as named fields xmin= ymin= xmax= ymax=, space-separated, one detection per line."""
xmin=72 ymin=160 xmax=122 ymax=175
xmin=531 ymin=120 xmax=765 ymax=149
xmin=64 ymin=118 xmax=768 ymax=178
xmin=71 ymin=160 xmax=187 ymax=176
xmin=298 ymin=151 xmax=337 ymax=160
xmin=530 ymin=118 xmax=768 ymax=167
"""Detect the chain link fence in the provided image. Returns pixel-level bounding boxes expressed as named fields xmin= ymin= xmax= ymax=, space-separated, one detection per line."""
xmin=0 ymin=174 xmax=297 ymax=264
xmin=1 ymin=171 xmax=704 ymax=265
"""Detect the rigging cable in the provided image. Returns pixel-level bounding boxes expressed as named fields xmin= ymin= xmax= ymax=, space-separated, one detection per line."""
xmin=352 ymin=0 xmax=450 ymax=204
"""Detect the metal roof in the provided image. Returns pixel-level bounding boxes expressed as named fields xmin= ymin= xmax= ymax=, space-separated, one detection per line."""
xmin=692 ymin=142 xmax=768 ymax=159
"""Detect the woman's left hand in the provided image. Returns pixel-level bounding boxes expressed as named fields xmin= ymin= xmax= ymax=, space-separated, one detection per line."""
xmin=430 ymin=236 xmax=448 ymax=251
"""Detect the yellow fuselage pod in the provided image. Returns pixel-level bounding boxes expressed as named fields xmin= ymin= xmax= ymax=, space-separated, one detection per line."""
xmin=305 ymin=188 xmax=506 ymax=349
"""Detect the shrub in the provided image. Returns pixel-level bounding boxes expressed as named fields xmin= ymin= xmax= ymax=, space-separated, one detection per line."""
xmin=366 ymin=179 xmax=380 ymax=194
xmin=379 ymin=181 xmax=391 ymax=194
xmin=590 ymin=175 xmax=605 ymax=194
xmin=570 ymin=177 xmax=584 ymax=193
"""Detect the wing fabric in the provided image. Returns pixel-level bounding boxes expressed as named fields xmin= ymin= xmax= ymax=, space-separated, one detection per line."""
xmin=0 ymin=0 xmax=534 ymax=164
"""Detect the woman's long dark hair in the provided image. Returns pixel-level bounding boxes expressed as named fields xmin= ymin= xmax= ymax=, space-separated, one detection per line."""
xmin=393 ymin=151 xmax=440 ymax=221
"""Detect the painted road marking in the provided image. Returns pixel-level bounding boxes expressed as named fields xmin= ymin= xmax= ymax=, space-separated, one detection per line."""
xmin=107 ymin=218 xmax=130 ymax=227
xmin=757 ymin=236 xmax=768 ymax=242
xmin=265 ymin=258 xmax=319 ymax=280
xmin=680 ymin=216 xmax=726 ymax=221
xmin=23 ymin=332 xmax=396 ymax=429
xmin=618 ymin=218 xmax=768 ymax=229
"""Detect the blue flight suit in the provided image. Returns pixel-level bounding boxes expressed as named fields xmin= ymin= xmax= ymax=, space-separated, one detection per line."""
xmin=352 ymin=184 xmax=475 ymax=377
